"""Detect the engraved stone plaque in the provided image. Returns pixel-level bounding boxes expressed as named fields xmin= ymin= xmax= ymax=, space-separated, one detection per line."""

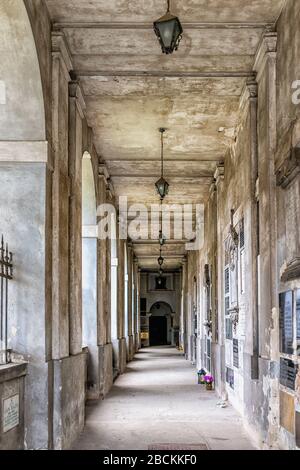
xmin=285 ymin=179 xmax=300 ymax=267
xmin=296 ymin=409 xmax=300 ymax=448
xmin=233 ymin=339 xmax=239 ymax=368
xmin=279 ymin=291 xmax=294 ymax=355
xmin=280 ymin=358 xmax=298 ymax=391
xmin=280 ymin=390 xmax=295 ymax=435
xmin=297 ymin=290 xmax=300 ymax=356
xmin=3 ymin=395 xmax=19 ymax=433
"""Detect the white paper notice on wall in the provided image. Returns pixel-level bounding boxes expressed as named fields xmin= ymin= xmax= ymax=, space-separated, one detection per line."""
xmin=0 ymin=81 xmax=6 ymax=105
xmin=3 ymin=395 xmax=19 ymax=433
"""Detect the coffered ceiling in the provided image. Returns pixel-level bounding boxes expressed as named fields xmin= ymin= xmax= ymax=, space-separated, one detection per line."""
xmin=46 ymin=0 xmax=284 ymax=270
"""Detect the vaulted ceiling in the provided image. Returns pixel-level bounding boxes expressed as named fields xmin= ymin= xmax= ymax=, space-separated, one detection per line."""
xmin=46 ymin=0 xmax=284 ymax=270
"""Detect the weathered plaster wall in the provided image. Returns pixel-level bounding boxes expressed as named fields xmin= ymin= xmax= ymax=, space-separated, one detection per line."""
xmin=24 ymin=0 xmax=52 ymax=140
xmin=0 ymin=163 xmax=50 ymax=449
xmin=0 ymin=1 xmax=45 ymax=140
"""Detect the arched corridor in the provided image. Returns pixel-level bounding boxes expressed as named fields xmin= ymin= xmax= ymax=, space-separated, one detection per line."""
xmin=1 ymin=0 xmax=300 ymax=455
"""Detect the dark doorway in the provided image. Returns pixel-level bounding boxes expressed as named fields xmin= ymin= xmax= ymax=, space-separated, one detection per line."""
xmin=149 ymin=316 xmax=167 ymax=346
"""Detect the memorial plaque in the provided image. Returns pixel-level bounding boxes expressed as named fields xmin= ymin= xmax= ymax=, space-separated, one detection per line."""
xmin=285 ymin=181 xmax=300 ymax=263
xmin=233 ymin=339 xmax=239 ymax=368
xmin=280 ymin=357 xmax=298 ymax=390
xmin=296 ymin=410 xmax=300 ymax=448
xmin=279 ymin=291 xmax=294 ymax=355
xmin=226 ymin=367 xmax=234 ymax=390
xmin=280 ymin=391 xmax=295 ymax=435
xmin=3 ymin=395 xmax=19 ymax=433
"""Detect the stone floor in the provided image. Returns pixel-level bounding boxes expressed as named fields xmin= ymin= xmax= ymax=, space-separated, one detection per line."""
xmin=72 ymin=346 xmax=256 ymax=450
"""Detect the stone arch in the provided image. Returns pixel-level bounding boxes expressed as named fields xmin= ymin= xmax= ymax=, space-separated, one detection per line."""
xmin=150 ymin=301 xmax=174 ymax=316
xmin=0 ymin=0 xmax=45 ymax=141
xmin=82 ymin=152 xmax=98 ymax=394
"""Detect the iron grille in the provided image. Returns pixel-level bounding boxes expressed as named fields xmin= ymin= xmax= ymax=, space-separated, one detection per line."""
xmin=240 ymin=218 xmax=245 ymax=248
xmin=0 ymin=235 xmax=13 ymax=365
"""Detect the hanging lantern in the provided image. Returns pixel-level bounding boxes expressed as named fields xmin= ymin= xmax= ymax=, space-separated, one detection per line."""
xmin=155 ymin=128 xmax=169 ymax=200
xmin=155 ymin=176 xmax=169 ymax=200
xmin=153 ymin=0 xmax=183 ymax=55
xmin=158 ymin=256 xmax=164 ymax=266
xmin=159 ymin=230 xmax=166 ymax=246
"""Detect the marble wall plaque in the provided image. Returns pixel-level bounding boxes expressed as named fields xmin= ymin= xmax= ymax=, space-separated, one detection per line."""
xmin=285 ymin=180 xmax=300 ymax=264
xmin=233 ymin=339 xmax=239 ymax=368
xmin=296 ymin=410 xmax=300 ymax=448
xmin=3 ymin=394 xmax=19 ymax=433
xmin=280 ymin=390 xmax=295 ymax=435
xmin=279 ymin=291 xmax=294 ymax=355
xmin=280 ymin=358 xmax=298 ymax=390
xmin=297 ymin=290 xmax=300 ymax=356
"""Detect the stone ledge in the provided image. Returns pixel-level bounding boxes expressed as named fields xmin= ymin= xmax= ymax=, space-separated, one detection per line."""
xmin=281 ymin=258 xmax=300 ymax=282
xmin=0 ymin=362 xmax=27 ymax=384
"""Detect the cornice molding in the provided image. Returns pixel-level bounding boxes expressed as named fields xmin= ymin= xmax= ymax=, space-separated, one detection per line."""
xmin=276 ymin=147 xmax=300 ymax=189
xmin=239 ymin=79 xmax=258 ymax=113
xmin=69 ymin=80 xmax=86 ymax=119
xmin=52 ymin=31 xmax=73 ymax=80
xmin=253 ymin=32 xmax=277 ymax=81
xmin=214 ymin=163 xmax=225 ymax=187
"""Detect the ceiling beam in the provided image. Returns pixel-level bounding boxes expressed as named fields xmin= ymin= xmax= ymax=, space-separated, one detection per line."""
xmin=76 ymin=70 xmax=256 ymax=78
xmin=133 ymin=240 xmax=188 ymax=245
xmin=111 ymin=176 xmax=213 ymax=181
xmin=137 ymin=255 xmax=186 ymax=260
xmin=54 ymin=21 xmax=272 ymax=30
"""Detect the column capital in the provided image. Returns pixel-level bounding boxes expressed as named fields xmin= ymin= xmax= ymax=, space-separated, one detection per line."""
xmin=99 ymin=163 xmax=110 ymax=182
xmin=253 ymin=32 xmax=277 ymax=81
xmin=69 ymin=80 xmax=86 ymax=119
xmin=276 ymin=147 xmax=300 ymax=189
xmin=214 ymin=162 xmax=225 ymax=187
xmin=209 ymin=180 xmax=216 ymax=196
xmin=52 ymin=31 xmax=73 ymax=82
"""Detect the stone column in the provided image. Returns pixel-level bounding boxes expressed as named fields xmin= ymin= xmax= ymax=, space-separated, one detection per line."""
xmin=68 ymin=80 xmax=85 ymax=356
xmin=51 ymin=32 xmax=86 ymax=450
xmin=253 ymin=32 xmax=278 ymax=359
xmin=97 ymin=164 xmax=113 ymax=397
xmin=51 ymin=32 xmax=72 ymax=361
xmin=253 ymin=32 xmax=279 ymax=447
xmin=133 ymin=259 xmax=140 ymax=352
xmin=214 ymin=163 xmax=226 ymax=395
xmin=127 ymin=243 xmax=134 ymax=360
xmin=181 ymin=258 xmax=188 ymax=355
xmin=117 ymin=235 xmax=127 ymax=374
xmin=244 ymin=80 xmax=260 ymax=379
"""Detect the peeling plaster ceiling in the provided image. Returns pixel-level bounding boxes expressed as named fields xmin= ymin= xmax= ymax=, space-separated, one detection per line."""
xmin=46 ymin=0 xmax=285 ymax=269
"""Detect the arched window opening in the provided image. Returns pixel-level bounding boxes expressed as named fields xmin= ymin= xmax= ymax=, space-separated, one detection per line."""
xmin=82 ymin=152 xmax=98 ymax=385
xmin=124 ymin=244 xmax=129 ymax=339
xmin=110 ymin=213 xmax=118 ymax=341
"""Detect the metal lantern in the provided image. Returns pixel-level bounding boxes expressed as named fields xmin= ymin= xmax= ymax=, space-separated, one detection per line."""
xmin=158 ymin=256 xmax=164 ymax=266
xmin=155 ymin=128 xmax=169 ymax=200
xmin=155 ymin=176 xmax=169 ymax=200
xmin=159 ymin=230 xmax=166 ymax=246
xmin=154 ymin=0 xmax=183 ymax=55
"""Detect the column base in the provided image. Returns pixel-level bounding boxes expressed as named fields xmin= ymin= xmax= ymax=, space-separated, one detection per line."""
xmin=135 ymin=333 xmax=141 ymax=352
xmin=112 ymin=338 xmax=127 ymax=376
xmin=99 ymin=343 xmax=113 ymax=398
xmin=126 ymin=335 xmax=135 ymax=362
xmin=52 ymin=351 xmax=87 ymax=450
